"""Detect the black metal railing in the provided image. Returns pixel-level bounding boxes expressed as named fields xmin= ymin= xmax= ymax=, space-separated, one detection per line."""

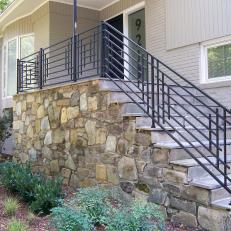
xmin=17 ymin=22 xmax=231 ymax=195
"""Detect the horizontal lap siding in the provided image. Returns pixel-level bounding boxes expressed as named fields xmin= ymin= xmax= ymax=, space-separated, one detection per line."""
xmin=166 ymin=0 xmax=231 ymax=50
xmin=100 ymin=0 xmax=143 ymax=20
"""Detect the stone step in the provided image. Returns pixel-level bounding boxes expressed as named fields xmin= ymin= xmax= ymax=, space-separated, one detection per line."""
xmin=170 ymin=156 xmax=231 ymax=181
xmin=211 ymin=197 xmax=231 ymax=210
xmin=210 ymin=186 xmax=231 ymax=201
xmin=108 ymin=91 xmax=208 ymax=105
xmin=190 ymin=173 xmax=231 ymax=190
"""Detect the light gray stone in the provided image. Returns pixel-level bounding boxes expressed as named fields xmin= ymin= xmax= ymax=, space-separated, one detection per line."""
xmin=80 ymin=93 xmax=88 ymax=111
xmin=70 ymin=92 xmax=80 ymax=106
xmin=170 ymin=196 xmax=197 ymax=215
xmin=85 ymin=120 xmax=96 ymax=145
xmin=148 ymin=188 xmax=168 ymax=205
xmin=198 ymin=206 xmax=230 ymax=231
xmin=42 ymin=146 xmax=53 ymax=160
xmin=44 ymin=131 xmax=52 ymax=145
xmin=105 ymin=135 xmax=117 ymax=152
xmin=28 ymin=148 xmax=37 ymax=162
xmin=41 ymin=116 xmax=50 ymax=130
xmin=16 ymin=102 xmax=22 ymax=116
xmin=65 ymin=155 xmax=77 ymax=171
xmin=118 ymin=156 xmax=138 ymax=181
xmin=171 ymin=211 xmax=197 ymax=228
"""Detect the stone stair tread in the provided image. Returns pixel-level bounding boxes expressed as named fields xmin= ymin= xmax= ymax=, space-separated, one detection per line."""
xmin=190 ymin=174 xmax=231 ymax=189
xmin=136 ymin=126 xmax=175 ymax=131
xmin=122 ymin=112 xmax=145 ymax=117
xmin=154 ymin=139 xmax=231 ymax=149
xmin=170 ymin=155 xmax=231 ymax=167
xmin=211 ymin=197 xmax=231 ymax=210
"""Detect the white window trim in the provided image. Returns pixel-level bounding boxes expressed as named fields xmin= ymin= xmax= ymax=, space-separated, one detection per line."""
xmin=200 ymin=35 xmax=231 ymax=84
xmin=1 ymin=33 xmax=34 ymax=100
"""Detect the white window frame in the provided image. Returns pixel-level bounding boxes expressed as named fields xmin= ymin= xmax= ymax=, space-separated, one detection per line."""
xmin=201 ymin=35 xmax=231 ymax=84
xmin=1 ymin=33 xmax=34 ymax=99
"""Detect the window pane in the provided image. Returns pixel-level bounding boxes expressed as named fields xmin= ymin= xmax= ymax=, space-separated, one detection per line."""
xmin=20 ymin=35 xmax=34 ymax=59
xmin=208 ymin=43 xmax=231 ymax=79
xmin=7 ymin=39 xmax=17 ymax=96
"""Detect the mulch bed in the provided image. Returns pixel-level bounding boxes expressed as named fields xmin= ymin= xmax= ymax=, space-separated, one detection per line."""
xmin=0 ymin=185 xmax=200 ymax=231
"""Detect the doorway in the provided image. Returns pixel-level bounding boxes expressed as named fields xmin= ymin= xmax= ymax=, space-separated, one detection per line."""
xmin=107 ymin=14 xmax=124 ymax=79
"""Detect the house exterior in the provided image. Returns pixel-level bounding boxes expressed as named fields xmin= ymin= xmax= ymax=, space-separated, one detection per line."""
xmin=2 ymin=0 xmax=231 ymax=230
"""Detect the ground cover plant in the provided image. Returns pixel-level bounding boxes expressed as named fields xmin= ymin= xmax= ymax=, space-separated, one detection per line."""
xmin=0 ymin=162 xmax=63 ymax=215
xmin=51 ymin=186 xmax=166 ymax=231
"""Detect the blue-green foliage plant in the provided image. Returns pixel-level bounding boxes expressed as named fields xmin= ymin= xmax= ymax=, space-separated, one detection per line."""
xmin=51 ymin=186 xmax=165 ymax=231
xmin=0 ymin=162 xmax=63 ymax=215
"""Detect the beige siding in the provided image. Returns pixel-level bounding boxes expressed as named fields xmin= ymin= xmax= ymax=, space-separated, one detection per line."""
xmin=2 ymin=2 xmax=50 ymax=50
xmin=100 ymin=0 xmax=143 ymax=20
xmin=146 ymin=0 xmax=201 ymax=85
xmin=49 ymin=2 xmax=100 ymax=45
xmin=166 ymin=0 xmax=231 ymax=49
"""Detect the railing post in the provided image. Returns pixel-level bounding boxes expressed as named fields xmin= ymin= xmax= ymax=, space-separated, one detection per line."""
xmin=17 ymin=59 xmax=21 ymax=93
xmin=216 ymin=108 xmax=220 ymax=168
xmin=151 ymin=57 xmax=155 ymax=128
xmin=209 ymin=114 xmax=212 ymax=151
xmin=72 ymin=34 xmax=77 ymax=82
xmin=223 ymin=109 xmax=227 ymax=186
xmin=100 ymin=22 xmax=106 ymax=77
xmin=38 ymin=48 xmax=44 ymax=90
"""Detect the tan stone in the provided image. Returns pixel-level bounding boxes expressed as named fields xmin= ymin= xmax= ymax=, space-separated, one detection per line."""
xmin=118 ymin=156 xmax=138 ymax=181
xmin=26 ymin=125 xmax=34 ymax=138
xmin=61 ymin=108 xmax=67 ymax=124
xmin=41 ymin=116 xmax=50 ymax=130
xmin=96 ymin=165 xmax=107 ymax=181
xmin=50 ymin=160 xmax=59 ymax=173
xmin=96 ymin=128 xmax=107 ymax=144
xmin=61 ymin=168 xmax=71 ymax=178
xmin=53 ymin=128 xmax=65 ymax=144
xmin=26 ymin=94 xmax=35 ymax=103
xmin=107 ymin=165 xmax=119 ymax=185
xmin=88 ymin=96 xmax=98 ymax=111
xmin=67 ymin=106 xmax=79 ymax=120
xmin=35 ymin=120 xmax=41 ymax=133
xmin=57 ymin=99 xmax=70 ymax=106
xmin=37 ymin=105 xmax=45 ymax=119
xmin=70 ymin=174 xmax=79 ymax=188
xmin=75 ymin=118 xmax=85 ymax=128
xmin=16 ymin=102 xmax=22 ymax=116
xmin=163 ymin=169 xmax=187 ymax=184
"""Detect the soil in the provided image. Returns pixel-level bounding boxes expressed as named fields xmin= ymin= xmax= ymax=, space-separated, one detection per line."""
xmin=0 ymin=185 xmax=200 ymax=231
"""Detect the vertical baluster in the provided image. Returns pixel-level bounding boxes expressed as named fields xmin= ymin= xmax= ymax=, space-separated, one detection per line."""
xmin=162 ymin=73 xmax=165 ymax=124
xmin=209 ymin=114 xmax=212 ymax=151
xmin=141 ymin=53 xmax=145 ymax=101
xmin=146 ymin=55 xmax=150 ymax=114
xmin=77 ymin=35 xmax=79 ymax=80
xmin=93 ymin=31 xmax=96 ymax=68
xmin=84 ymin=44 xmax=86 ymax=68
xmin=17 ymin=59 xmax=20 ymax=93
xmin=25 ymin=64 xmax=28 ymax=88
xmin=80 ymin=39 xmax=83 ymax=75
xmin=224 ymin=109 xmax=227 ymax=187
xmin=151 ymin=57 xmax=155 ymax=128
xmin=38 ymin=48 xmax=43 ymax=89
xmin=97 ymin=26 xmax=100 ymax=75
xmin=90 ymin=39 xmax=92 ymax=63
xmin=216 ymin=108 xmax=219 ymax=168
xmin=101 ymin=23 xmax=105 ymax=77
xmin=137 ymin=50 xmax=141 ymax=88
xmin=167 ymin=86 xmax=170 ymax=120
xmin=72 ymin=34 xmax=77 ymax=82
xmin=157 ymin=60 xmax=160 ymax=123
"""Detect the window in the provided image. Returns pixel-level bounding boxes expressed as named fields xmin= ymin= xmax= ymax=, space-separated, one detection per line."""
xmin=2 ymin=35 xmax=34 ymax=97
xmin=201 ymin=39 xmax=231 ymax=83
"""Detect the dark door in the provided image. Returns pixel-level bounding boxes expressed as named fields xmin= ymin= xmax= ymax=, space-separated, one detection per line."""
xmin=107 ymin=14 xmax=124 ymax=79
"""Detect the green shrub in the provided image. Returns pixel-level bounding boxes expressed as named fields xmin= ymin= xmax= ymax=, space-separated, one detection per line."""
xmin=0 ymin=162 xmax=63 ymax=215
xmin=51 ymin=186 xmax=165 ymax=231
xmin=7 ymin=219 xmax=28 ymax=231
xmin=3 ymin=197 xmax=20 ymax=216
xmin=51 ymin=207 xmax=93 ymax=231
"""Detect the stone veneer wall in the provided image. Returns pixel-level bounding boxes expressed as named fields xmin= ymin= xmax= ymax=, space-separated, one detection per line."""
xmin=13 ymin=79 xmax=230 ymax=230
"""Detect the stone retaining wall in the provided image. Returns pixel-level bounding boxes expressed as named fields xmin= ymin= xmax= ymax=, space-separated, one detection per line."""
xmin=13 ymin=79 xmax=230 ymax=230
